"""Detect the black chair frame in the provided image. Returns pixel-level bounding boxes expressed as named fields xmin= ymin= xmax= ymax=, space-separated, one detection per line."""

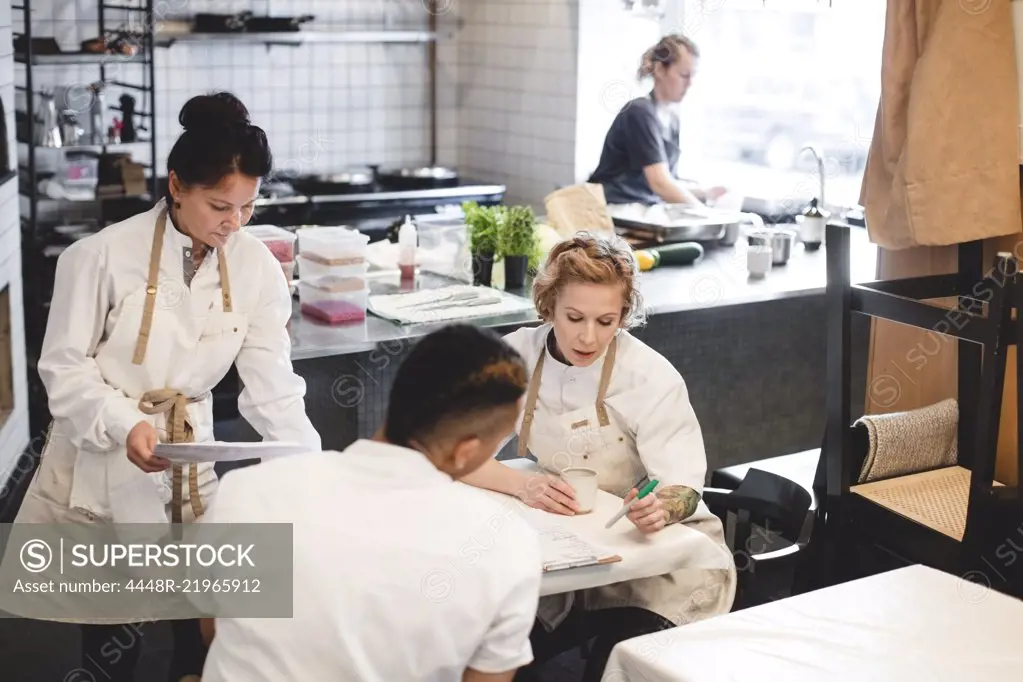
xmin=820 ymin=222 xmax=1023 ymax=595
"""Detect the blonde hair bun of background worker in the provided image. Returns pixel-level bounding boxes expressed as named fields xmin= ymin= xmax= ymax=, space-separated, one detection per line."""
xmin=637 ymin=33 xmax=700 ymax=80
xmin=200 ymin=325 xmax=543 ymax=682
xmin=461 ymin=232 xmax=735 ymax=682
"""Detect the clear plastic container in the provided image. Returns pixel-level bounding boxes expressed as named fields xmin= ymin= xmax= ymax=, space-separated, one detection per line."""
xmin=417 ymin=223 xmax=471 ymax=282
xmin=281 ymin=260 xmax=296 ymax=282
xmin=298 ymin=255 xmax=368 ymax=293
xmin=296 ymin=226 xmax=370 ymax=266
xmin=247 ymin=224 xmax=298 ymax=263
xmin=299 ymin=283 xmax=368 ymax=324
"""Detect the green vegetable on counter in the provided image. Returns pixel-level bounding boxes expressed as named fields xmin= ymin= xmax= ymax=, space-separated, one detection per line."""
xmin=635 ymin=242 xmax=704 ymax=271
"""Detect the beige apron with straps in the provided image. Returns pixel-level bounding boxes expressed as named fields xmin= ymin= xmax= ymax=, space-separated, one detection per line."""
xmin=516 ymin=332 xmax=734 ymax=631
xmin=518 ymin=336 xmax=618 ymax=462
xmin=133 ymin=206 xmax=232 ymax=523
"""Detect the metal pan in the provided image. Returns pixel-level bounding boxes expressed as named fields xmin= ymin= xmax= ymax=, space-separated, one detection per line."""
xmin=194 ymin=12 xmax=252 ymax=33
xmin=291 ymin=168 xmax=376 ymax=196
xmin=247 ymin=15 xmax=315 ymax=32
xmin=377 ymin=165 xmax=459 ymax=190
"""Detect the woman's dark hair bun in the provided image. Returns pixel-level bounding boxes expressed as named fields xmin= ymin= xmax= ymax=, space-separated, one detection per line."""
xmin=178 ymin=91 xmax=251 ymax=132
xmin=166 ymin=90 xmax=272 ymax=192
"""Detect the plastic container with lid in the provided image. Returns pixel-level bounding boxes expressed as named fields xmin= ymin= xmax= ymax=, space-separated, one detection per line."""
xmin=296 ymin=226 xmax=370 ymax=266
xmin=281 ymin=260 xmax=296 ymax=282
xmin=299 ymin=282 xmax=368 ymax=324
xmin=298 ymin=255 xmax=368 ymax=291
xmin=247 ymin=224 xmax=297 ymax=263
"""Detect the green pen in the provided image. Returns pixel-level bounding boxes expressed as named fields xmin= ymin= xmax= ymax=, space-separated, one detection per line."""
xmin=605 ymin=479 xmax=659 ymax=529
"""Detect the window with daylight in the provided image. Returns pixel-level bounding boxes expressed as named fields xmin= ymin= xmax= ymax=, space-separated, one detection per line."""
xmin=672 ymin=0 xmax=885 ymax=214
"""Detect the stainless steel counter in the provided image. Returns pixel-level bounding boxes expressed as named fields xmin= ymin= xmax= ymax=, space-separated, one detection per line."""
xmin=289 ymin=272 xmax=540 ymax=361
xmin=288 ymin=226 xmax=878 ymax=361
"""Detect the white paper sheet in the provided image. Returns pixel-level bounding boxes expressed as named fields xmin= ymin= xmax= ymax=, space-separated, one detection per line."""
xmin=153 ymin=441 xmax=312 ymax=463
xmin=520 ymin=508 xmax=621 ymax=572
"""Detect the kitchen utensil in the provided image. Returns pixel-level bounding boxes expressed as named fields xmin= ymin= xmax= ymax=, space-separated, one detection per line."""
xmin=610 ymin=202 xmax=731 ymax=243
xmin=797 ymin=198 xmax=829 ymax=251
xmin=119 ymin=94 xmax=137 ymax=142
xmin=394 ymin=289 xmax=481 ymax=309
xmin=36 ymin=92 xmax=62 ymax=148
xmin=292 ymin=169 xmax=376 ymax=195
xmin=60 ymin=110 xmax=83 ymax=146
xmin=247 ymin=15 xmax=315 ymax=32
xmin=415 ymin=295 xmax=502 ymax=312
xmin=719 ymin=209 xmax=761 ymax=247
xmin=88 ymin=82 xmax=106 ymax=145
xmin=194 ymin=12 xmax=252 ymax=33
xmin=377 ymin=165 xmax=459 ymax=190
xmin=747 ymin=228 xmax=796 ymax=266
xmin=747 ymin=245 xmax=772 ymax=278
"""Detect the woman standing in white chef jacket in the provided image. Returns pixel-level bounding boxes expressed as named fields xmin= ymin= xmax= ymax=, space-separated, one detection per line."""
xmin=462 ymin=233 xmax=735 ymax=682
xmin=5 ymin=92 xmax=320 ymax=682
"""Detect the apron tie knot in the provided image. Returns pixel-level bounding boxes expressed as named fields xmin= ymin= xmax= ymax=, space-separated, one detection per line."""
xmin=137 ymin=389 xmax=209 ymax=523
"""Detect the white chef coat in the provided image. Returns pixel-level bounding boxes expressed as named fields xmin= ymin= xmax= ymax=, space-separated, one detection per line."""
xmin=14 ymin=199 xmax=320 ymax=526
xmin=201 ymin=439 xmax=543 ymax=682
xmin=504 ymin=324 xmax=708 ymax=495
xmin=503 ymin=324 xmax=734 ymax=630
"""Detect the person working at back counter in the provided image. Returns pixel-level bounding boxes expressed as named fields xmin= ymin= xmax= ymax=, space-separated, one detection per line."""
xmin=588 ymin=34 xmax=726 ymax=207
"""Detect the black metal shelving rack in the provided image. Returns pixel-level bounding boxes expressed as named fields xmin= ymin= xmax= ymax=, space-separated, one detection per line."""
xmin=13 ymin=1 xmax=158 ymax=434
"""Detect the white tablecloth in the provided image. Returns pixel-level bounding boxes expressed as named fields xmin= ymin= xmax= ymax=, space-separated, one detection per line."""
xmin=490 ymin=459 xmax=735 ymax=599
xmin=603 ymin=564 xmax=1023 ymax=681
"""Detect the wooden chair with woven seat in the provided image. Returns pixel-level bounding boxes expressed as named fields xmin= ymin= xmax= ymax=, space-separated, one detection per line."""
xmin=819 ymin=223 xmax=1023 ymax=598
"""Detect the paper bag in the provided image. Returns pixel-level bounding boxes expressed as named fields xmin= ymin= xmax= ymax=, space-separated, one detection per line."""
xmin=544 ymin=183 xmax=616 ymax=238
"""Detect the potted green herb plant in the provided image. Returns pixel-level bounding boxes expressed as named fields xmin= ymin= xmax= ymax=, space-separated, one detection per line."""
xmin=463 ymin=201 xmax=499 ymax=286
xmin=498 ymin=205 xmax=537 ymax=290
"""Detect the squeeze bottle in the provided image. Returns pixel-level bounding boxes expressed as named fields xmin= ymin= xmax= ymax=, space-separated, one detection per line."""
xmin=398 ymin=215 xmax=417 ymax=280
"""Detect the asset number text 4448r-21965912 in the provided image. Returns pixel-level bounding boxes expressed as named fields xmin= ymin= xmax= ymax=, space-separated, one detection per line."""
xmin=8 ymin=578 xmax=262 ymax=594
xmin=124 ymin=578 xmax=262 ymax=593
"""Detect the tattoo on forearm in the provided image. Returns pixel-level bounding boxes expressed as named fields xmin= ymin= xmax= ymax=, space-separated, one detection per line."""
xmin=657 ymin=485 xmax=701 ymax=524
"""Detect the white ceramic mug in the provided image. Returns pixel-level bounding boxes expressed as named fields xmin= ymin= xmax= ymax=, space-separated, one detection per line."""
xmin=560 ymin=467 xmax=599 ymax=514
xmin=747 ymin=245 xmax=773 ymax=278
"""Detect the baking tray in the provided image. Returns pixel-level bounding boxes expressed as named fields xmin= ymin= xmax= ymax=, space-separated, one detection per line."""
xmin=612 ymin=215 xmax=731 ymax=243
xmin=609 ymin=204 xmax=743 ymax=244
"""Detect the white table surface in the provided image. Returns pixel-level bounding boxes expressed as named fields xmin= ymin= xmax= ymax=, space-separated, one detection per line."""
xmin=493 ymin=459 xmax=735 ymax=598
xmin=602 ymin=564 xmax=1023 ymax=682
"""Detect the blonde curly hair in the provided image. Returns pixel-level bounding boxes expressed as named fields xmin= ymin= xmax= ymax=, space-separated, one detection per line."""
xmin=532 ymin=231 xmax=646 ymax=329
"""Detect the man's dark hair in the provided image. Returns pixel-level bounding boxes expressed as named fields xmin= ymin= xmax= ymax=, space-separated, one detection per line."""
xmin=385 ymin=325 xmax=528 ymax=448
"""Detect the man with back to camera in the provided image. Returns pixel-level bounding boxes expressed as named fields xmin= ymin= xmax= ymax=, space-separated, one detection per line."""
xmin=199 ymin=324 xmax=542 ymax=682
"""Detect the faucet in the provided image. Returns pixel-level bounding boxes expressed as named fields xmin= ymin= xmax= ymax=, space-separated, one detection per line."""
xmin=801 ymin=145 xmax=825 ymax=213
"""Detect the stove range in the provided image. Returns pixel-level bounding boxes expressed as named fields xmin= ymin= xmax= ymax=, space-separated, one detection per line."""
xmin=252 ymin=176 xmax=506 ymax=239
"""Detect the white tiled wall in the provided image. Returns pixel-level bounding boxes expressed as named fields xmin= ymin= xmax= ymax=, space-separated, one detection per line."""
xmin=20 ymin=0 xmax=458 ymax=177
xmin=455 ymin=0 xmax=578 ymax=208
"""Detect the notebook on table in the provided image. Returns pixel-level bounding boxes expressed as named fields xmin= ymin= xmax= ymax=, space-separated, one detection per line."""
xmin=521 ymin=510 xmax=622 ymax=572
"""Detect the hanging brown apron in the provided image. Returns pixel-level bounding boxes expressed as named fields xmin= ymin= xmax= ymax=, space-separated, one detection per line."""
xmin=131 ymin=207 xmax=232 ymax=523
